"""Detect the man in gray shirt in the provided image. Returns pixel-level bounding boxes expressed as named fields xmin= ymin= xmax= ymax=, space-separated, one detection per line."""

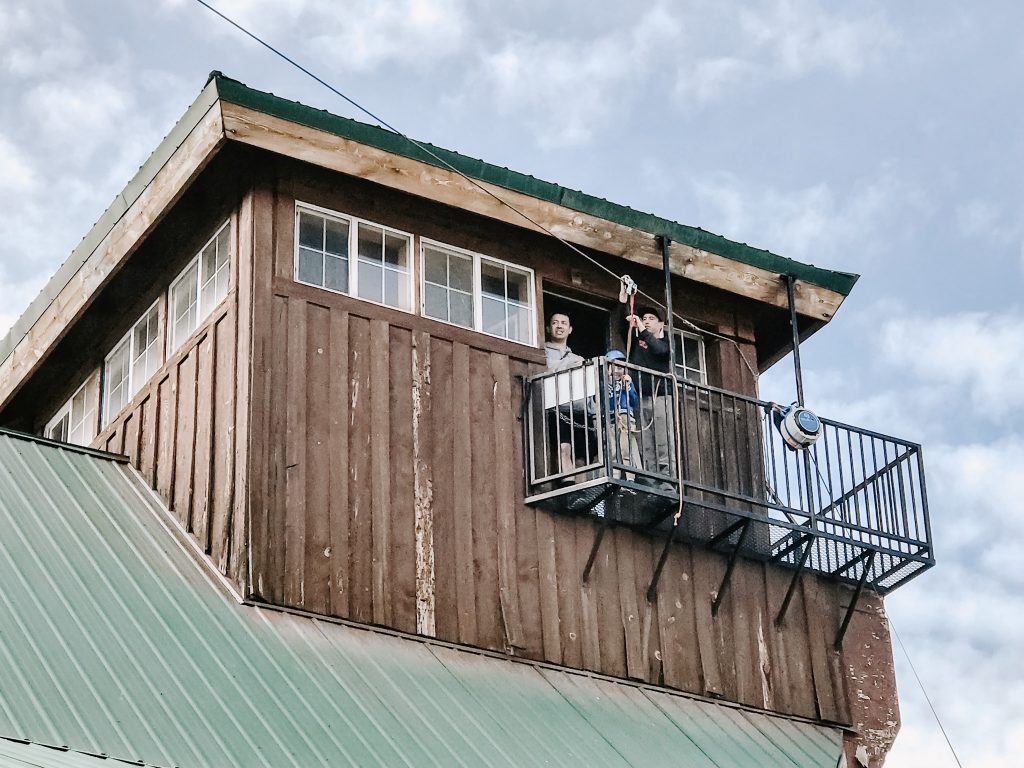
xmin=544 ymin=312 xmax=587 ymax=481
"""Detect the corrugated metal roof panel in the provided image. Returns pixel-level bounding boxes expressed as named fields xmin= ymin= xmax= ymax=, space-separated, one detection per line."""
xmin=0 ymin=430 xmax=844 ymax=768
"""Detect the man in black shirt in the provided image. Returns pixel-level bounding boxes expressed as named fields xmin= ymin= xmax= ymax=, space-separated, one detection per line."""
xmin=616 ymin=281 xmax=674 ymax=482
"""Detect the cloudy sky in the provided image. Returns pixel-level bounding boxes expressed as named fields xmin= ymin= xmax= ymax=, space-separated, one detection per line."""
xmin=1 ymin=1 xmax=1021 ymax=764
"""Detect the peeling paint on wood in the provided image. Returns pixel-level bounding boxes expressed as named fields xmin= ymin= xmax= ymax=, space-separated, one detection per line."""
xmin=412 ymin=333 xmax=436 ymax=636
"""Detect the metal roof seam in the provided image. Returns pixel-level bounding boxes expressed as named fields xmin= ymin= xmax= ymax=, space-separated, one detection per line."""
xmin=51 ymin=455 xmax=272 ymax=768
xmin=1 ymin=442 xmax=181 ymax=765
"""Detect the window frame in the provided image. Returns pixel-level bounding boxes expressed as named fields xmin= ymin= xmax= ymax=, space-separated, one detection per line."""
xmin=420 ymin=237 xmax=537 ymax=347
xmin=45 ymin=380 xmax=96 ymax=446
xmin=293 ymin=202 xmax=415 ymax=313
xmin=673 ymin=328 xmax=707 ymax=384
xmin=167 ymin=220 xmax=232 ymax=355
xmin=103 ymin=300 xmax=161 ymax=427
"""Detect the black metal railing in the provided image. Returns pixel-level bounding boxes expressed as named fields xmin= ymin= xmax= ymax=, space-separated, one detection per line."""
xmin=524 ymin=358 xmax=679 ymax=526
xmin=523 ymin=361 xmax=934 ymax=594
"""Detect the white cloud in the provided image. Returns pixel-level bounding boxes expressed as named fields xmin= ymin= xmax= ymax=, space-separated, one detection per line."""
xmin=0 ymin=0 xmax=84 ymax=77
xmin=881 ymin=310 xmax=1024 ymax=418
xmin=197 ymin=0 xmax=471 ymax=71
xmin=476 ymin=5 xmax=682 ymax=148
xmin=676 ymin=0 xmax=898 ymax=105
xmin=690 ymin=167 xmax=927 ymax=267
xmin=25 ymin=78 xmax=132 ymax=152
xmin=0 ymin=133 xmax=36 ymax=193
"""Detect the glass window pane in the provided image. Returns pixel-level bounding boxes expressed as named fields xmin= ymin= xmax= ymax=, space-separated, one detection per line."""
xmin=384 ymin=268 xmax=408 ymax=308
xmin=48 ymin=414 xmax=69 ymax=442
xmin=71 ymin=388 xmax=87 ymax=423
xmin=324 ymin=254 xmax=348 ymax=293
xmin=449 ymin=255 xmax=473 ymax=293
xmin=505 ymin=268 xmax=530 ymax=303
xmin=202 ymin=242 xmax=218 ymax=283
xmin=297 ymin=247 xmax=324 ymax=286
xmin=358 ymin=224 xmax=383 ymax=263
xmin=507 ymin=303 xmax=532 ymax=343
xmin=325 ymin=218 xmax=349 ymax=256
xmin=216 ymin=226 xmax=231 ymax=263
xmin=481 ymin=296 xmax=505 ymax=336
xmin=424 ymin=248 xmax=448 ymax=285
xmin=684 ymin=338 xmax=701 ymax=369
xmin=480 ymin=261 xmax=505 ymax=298
xmin=384 ymin=233 xmax=408 ymax=267
xmin=450 ymin=291 xmax=473 ymax=328
xmin=359 ymin=261 xmax=383 ymax=303
xmin=298 ymin=212 xmax=323 ymax=249
xmin=424 ymin=283 xmax=448 ymax=321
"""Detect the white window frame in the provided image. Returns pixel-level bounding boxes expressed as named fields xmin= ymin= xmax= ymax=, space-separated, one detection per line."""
xmin=167 ymin=220 xmax=231 ymax=354
xmin=674 ymin=329 xmax=707 ymax=384
xmin=103 ymin=301 xmax=161 ymax=427
xmin=420 ymin=238 xmax=537 ymax=346
xmin=45 ymin=381 xmax=95 ymax=446
xmin=293 ymin=202 xmax=415 ymax=313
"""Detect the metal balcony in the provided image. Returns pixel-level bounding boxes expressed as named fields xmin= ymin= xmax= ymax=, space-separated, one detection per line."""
xmin=523 ymin=360 xmax=935 ymax=600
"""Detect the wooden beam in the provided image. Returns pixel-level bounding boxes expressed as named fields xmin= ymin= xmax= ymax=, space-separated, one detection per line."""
xmin=220 ymin=102 xmax=847 ymax=323
xmin=0 ymin=102 xmax=227 ymax=409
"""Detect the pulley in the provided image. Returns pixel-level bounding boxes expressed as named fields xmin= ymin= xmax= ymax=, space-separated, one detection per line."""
xmin=770 ymin=402 xmax=822 ymax=450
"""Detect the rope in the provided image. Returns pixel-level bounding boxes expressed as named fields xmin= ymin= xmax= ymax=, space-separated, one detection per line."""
xmin=191 ymin=0 xmax=760 ymax=388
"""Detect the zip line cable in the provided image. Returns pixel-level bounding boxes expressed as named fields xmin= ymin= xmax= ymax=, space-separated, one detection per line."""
xmin=890 ymin=619 xmax=963 ymax=767
xmin=191 ymin=0 xmax=759 ymax=383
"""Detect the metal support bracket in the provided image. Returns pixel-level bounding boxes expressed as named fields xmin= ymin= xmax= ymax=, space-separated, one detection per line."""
xmin=646 ymin=518 xmax=680 ymax=603
xmin=834 ymin=550 xmax=877 ymax=649
xmin=711 ymin=519 xmax=751 ymax=616
xmin=775 ymin=537 xmax=814 ymax=627
xmin=578 ymin=486 xmax=617 ymax=582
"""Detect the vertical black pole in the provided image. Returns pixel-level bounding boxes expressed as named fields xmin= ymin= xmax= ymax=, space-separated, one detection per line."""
xmin=785 ymin=274 xmax=804 ymax=406
xmin=660 ymin=236 xmax=678 ymax=376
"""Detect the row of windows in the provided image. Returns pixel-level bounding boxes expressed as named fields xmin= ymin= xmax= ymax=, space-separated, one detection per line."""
xmin=294 ymin=203 xmax=536 ymax=345
xmin=45 ymin=222 xmax=232 ymax=445
xmin=44 ymin=205 xmax=706 ymax=447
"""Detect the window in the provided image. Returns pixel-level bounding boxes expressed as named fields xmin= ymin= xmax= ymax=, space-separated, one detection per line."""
xmin=46 ymin=381 xmax=95 ymax=446
xmin=104 ymin=303 xmax=161 ymax=425
xmin=169 ymin=222 xmax=231 ymax=351
xmin=295 ymin=204 xmax=413 ymax=311
xmin=421 ymin=240 xmax=536 ymax=345
xmin=674 ymin=330 xmax=706 ymax=383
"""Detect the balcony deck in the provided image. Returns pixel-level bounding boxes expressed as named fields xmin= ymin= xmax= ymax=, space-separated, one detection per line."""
xmin=523 ymin=360 xmax=934 ymax=597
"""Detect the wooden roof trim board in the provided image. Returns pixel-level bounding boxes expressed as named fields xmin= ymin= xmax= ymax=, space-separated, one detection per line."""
xmin=219 ymin=101 xmax=846 ymax=323
xmin=0 ymin=73 xmax=855 ymax=408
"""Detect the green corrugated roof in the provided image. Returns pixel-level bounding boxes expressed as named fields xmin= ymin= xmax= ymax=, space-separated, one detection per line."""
xmin=0 ymin=429 xmax=843 ymax=767
xmin=213 ymin=74 xmax=858 ymax=297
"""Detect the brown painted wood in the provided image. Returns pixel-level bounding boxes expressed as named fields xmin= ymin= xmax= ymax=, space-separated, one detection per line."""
xmin=554 ymin=516 xmax=582 ymax=669
xmin=192 ymin=334 xmax=215 ymax=553
xmin=595 ymin=525 xmax=626 ymax=678
xmin=428 ymin=338 xmax=457 ymax=641
xmin=303 ymin=303 xmax=332 ymax=615
xmin=388 ymin=326 xmax=416 ymax=635
xmin=533 ymin=509 xmax=562 ymax=664
xmin=210 ymin=313 xmax=236 ymax=574
xmin=369 ymin=319 xmax=393 ymax=627
xmin=138 ymin=394 xmax=157 ymax=488
xmin=347 ymin=314 xmax=374 ymax=623
xmin=490 ymin=352 xmax=524 ymax=650
xmin=690 ymin=547 xmax=726 ymax=698
xmin=657 ymin=544 xmax=702 ymax=693
xmin=451 ymin=342 xmax=477 ymax=647
xmin=327 ymin=310 xmax=351 ymax=618
xmin=172 ymin=350 xmax=198 ymax=531
xmin=469 ymin=348 xmax=501 ymax=651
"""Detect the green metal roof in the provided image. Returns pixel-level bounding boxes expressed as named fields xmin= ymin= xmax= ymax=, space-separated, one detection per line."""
xmin=0 ymin=428 xmax=842 ymax=768
xmin=212 ymin=74 xmax=858 ymax=297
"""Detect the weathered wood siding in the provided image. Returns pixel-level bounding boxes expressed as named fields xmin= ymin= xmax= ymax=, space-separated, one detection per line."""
xmin=242 ymin=170 xmax=852 ymax=724
xmin=95 ymin=194 xmax=253 ymax=590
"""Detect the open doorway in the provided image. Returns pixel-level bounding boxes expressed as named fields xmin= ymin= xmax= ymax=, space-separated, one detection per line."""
xmin=542 ymin=285 xmax=614 ymax=360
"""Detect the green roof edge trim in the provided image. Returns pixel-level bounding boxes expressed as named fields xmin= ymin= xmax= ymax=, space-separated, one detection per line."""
xmin=214 ymin=74 xmax=859 ymax=297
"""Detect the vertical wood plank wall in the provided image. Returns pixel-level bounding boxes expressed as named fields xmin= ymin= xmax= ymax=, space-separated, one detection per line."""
xmin=95 ymin=199 xmax=252 ymax=591
xmin=242 ymin=180 xmax=853 ymax=725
